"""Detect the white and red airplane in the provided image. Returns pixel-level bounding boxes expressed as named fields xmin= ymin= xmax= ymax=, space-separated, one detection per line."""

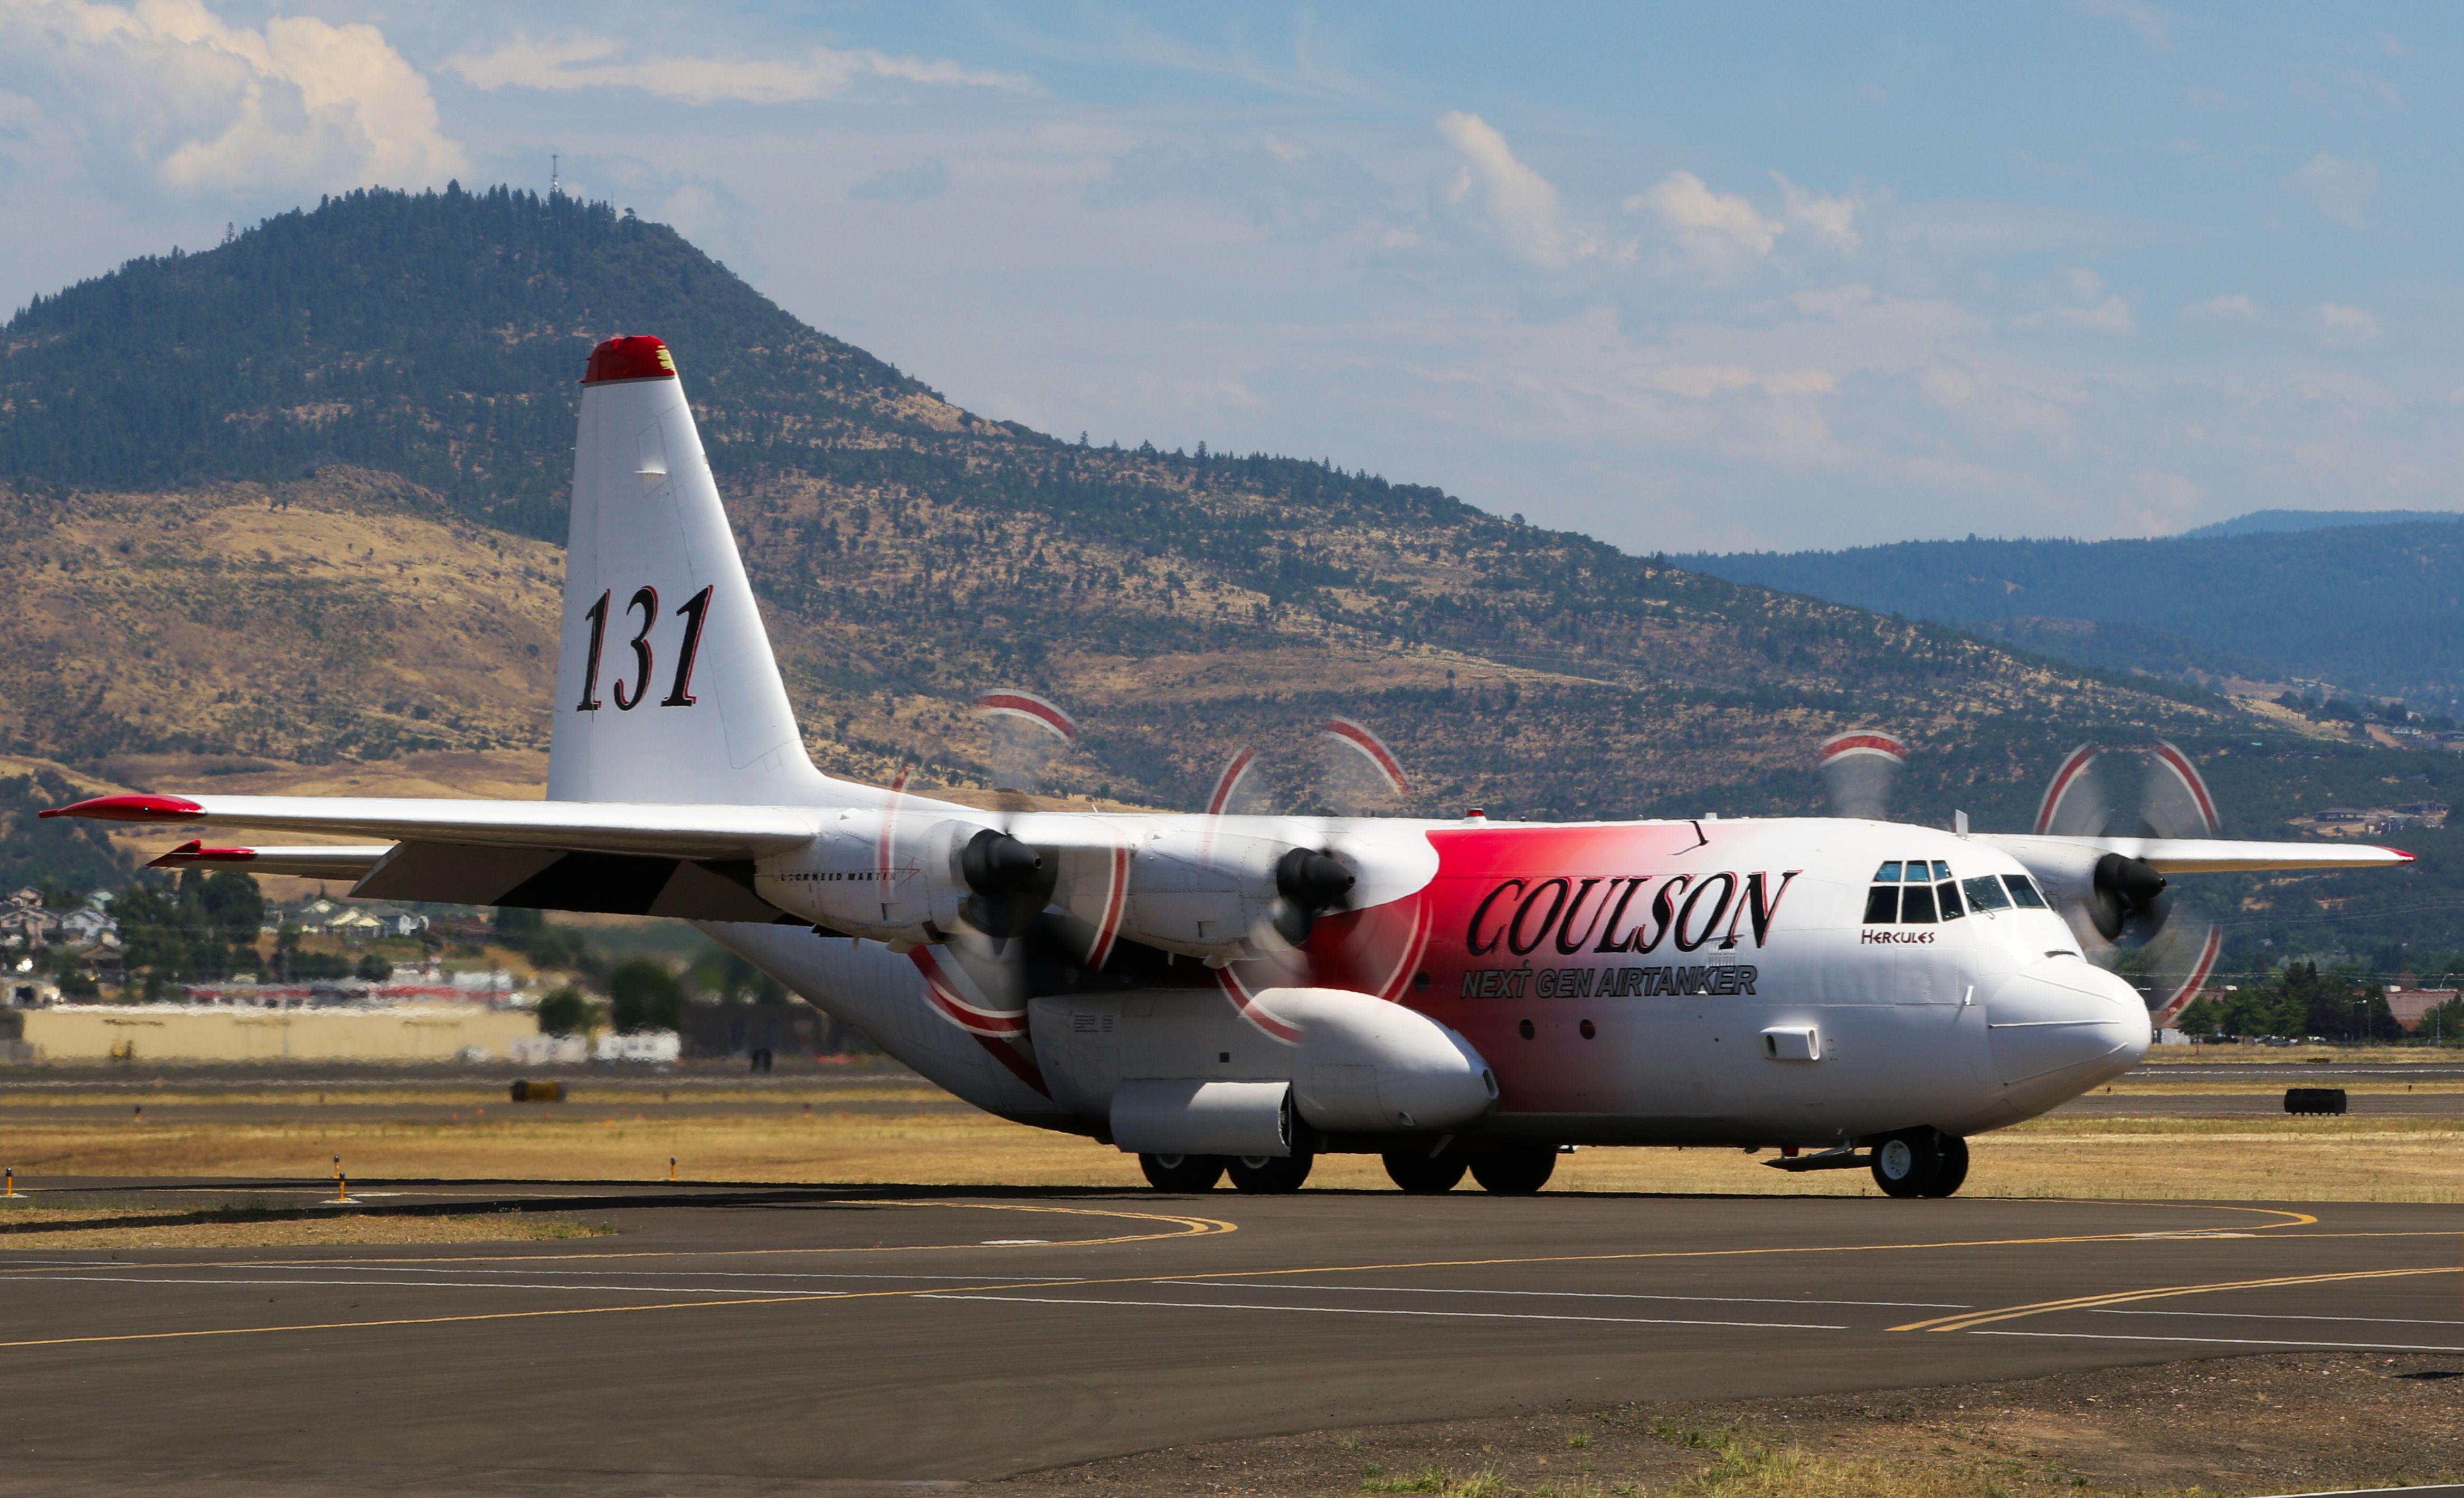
xmin=45 ymin=336 xmax=2411 ymax=1199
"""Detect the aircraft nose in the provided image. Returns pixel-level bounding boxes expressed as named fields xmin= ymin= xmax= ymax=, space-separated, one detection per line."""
xmin=1984 ymin=959 xmax=2150 ymax=1088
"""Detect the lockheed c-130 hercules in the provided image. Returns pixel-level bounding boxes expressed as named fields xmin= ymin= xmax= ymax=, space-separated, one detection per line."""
xmin=45 ymin=336 xmax=2410 ymax=1199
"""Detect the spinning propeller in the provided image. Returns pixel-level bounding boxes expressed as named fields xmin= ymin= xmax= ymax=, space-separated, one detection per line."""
xmin=1817 ymin=730 xmax=1907 ymax=819
xmin=2033 ymin=741 xmax=2225 ymax=1022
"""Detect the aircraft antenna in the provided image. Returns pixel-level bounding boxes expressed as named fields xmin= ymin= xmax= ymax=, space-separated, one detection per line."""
xmin=551 ymin=154 xmax=559 ymax=198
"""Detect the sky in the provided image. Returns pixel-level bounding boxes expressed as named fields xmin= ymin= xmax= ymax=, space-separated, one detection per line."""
xmin=4 ymin=1 xmax=2462 ymax=553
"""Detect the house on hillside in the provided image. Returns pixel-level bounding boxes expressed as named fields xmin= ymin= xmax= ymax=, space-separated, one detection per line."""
xmin=324 ymin=907 xmax=384 ymax=940
xmin=54 ymin=905 xmax=119 ymax=949
xmin=0 ymin=891 xmax=58 ymax=951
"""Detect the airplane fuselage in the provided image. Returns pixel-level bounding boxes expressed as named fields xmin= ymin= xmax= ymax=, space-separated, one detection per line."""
xmin=708 ymin=813 xmax=2151 ymax=1153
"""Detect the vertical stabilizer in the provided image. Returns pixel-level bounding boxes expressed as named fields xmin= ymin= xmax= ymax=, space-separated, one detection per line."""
xmin=549 ymin=336 xmax=836 ymax=805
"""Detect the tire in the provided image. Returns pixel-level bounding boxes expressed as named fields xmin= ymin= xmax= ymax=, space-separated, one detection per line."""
xmin=1920 ymin=1134 xmax=1969 ymax=1198
xmin=1870 ymin=1132 xmax=1936 ymax=1198
xmin=1139 ymin=1153 xmax=1226 ymax=1192
xmin=1382 ymin=1149 xmax=1468 ymax=1194
xmin=1228 ymin=1152 xmax=1313 ymax=1194
xmin=1468 ymin=1146 xmax=1558 ymax=1195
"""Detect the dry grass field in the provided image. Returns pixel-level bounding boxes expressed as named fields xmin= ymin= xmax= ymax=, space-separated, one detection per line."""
xmin=4 ymin=1078 xmax=2459 ymax=1203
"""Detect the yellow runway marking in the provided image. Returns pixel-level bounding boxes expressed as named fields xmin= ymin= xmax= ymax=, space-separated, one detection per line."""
xmin=1892 ymin=1265 xmax=2461 ymax=1333
xmin=0 ymin=1199 xmax=1238 ymax=1272
xmin=0 ymin=1201 xmax=2437 ymax=1357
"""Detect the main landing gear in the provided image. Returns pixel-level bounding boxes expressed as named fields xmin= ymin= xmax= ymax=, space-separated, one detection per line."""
xmin=1869 ymin=1128 xmax=1969 ymax=1199
xmin=1136 ymin=1152 xmax=1316 ymax=1193
xmin=1379 ymin=1145 xmax=1558 ymax=1195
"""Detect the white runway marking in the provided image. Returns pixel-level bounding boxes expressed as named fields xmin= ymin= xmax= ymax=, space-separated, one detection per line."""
xmin=918 ymin=1292 xmax=1849 ymax=1331
xmin=1158 ymin=1281 xmax=1964 ymax=1309
xmin=1976 ymin=1330 xmax=2464 ymax=1354
xmin=2091 ymin=1307 xmax=2464 ymax=1329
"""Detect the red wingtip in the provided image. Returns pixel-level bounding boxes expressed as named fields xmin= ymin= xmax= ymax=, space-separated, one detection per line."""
xmin=581 ymin=335 xmax=678 ymax=385
xmin=2391 ymin=848 xmax=2416 ymax=862
xmin=40 ymin=793 xmax=204 ymax=823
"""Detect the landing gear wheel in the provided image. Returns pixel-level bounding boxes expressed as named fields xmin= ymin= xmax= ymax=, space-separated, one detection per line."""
xmin=1870 ymin=1130 xmax=1966 ymax=1198
xmin=1922 ymin=1134 xmax=1969 ymax=1198
xmin=1469 ymin=1146 xmax=1558 ymax=1195
xmin=1139 ymin=1153 xmax=1225 ymax=1192
xmin=1382 ymin=1150 xmax=1467 ymax=1194
xmin=1228 ymin=1152 xmax=1313 ymax=1194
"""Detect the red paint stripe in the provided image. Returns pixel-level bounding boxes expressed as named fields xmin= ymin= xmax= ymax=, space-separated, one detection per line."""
xmin=1087 ymin=843 xmax=1129 ymax=969
xmin=2149 ymin=739 xmax=2221 ymax=836
xmin=975 ymin=691 xmax=1078 ymax=742
xmin=909 ymin=949 xmax=1030 ymax=1037
xmin=1818 ymin=731 xmax=1907 ymax=763
xmin=1214 ymin=965 xmax=1303 ymax=1044
xmin=40 ymin=794 xmax=203 ymax=823
xmin=2152 ymin=925 xmax=2224 ymax=1026
xmin=2034 ymin=744 xmax=2099 ymax=835
xmin=1372 ymin=896 xmax=1435 ymax=1003
xmin=973 ymin=1034 xmax=1051 ymax=1097
xmin=877 ymin=765 xmax=911 ymax=891
xmin=1207 ymin=745 xmax=1258 ymax=817
xmin=1322 ymin=718 xmax=1409 ymax=794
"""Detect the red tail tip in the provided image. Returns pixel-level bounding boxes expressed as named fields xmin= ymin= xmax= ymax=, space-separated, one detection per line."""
xmin=40 ymin=794 xmax=204 ymax=822
xmin=582 ymin=335 xmax=678 ymax=385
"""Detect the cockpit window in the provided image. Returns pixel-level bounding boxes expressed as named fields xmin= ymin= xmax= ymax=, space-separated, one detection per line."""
xmin=1962 ymin=875 xmax=2013 ymax=912
xmin=1873 ymin=861 xmax=1902 ymax=883
xmin=1900 ymin=883 xmax=1938 ymax=923
xmin=1863 ymin=885 xmax=1899 ymax=922
xmin=1930 ymin=860 xmax=1953 ymax=880
xmin=1937 ymin=879 xmax=1965 ymax=919
xmin=2002 ymin=874 xmax=2049 ymax=908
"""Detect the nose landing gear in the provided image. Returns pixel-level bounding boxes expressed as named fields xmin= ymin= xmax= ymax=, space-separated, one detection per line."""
xmin=1869 ymin=1129 xmax=1969 ymax=1198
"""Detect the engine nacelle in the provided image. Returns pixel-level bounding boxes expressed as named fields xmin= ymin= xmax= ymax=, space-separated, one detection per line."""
xmin=753 ymin=811 xmax=991 ymax=946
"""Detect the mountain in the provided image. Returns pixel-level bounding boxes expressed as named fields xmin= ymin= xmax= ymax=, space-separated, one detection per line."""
xmin=0 ymin=186 xmax=2454 ymax=964
xmin=2181 ymin=509 xmax=2460 ymax=540
xmin=1681 ymin=522 xmax=2464 ymax=717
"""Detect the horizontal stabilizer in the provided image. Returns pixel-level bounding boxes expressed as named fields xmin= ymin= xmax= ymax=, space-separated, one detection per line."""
xmin=149 ymin=841 xmax=393 ymax=881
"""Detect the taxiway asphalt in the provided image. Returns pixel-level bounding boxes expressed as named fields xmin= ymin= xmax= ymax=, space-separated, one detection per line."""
xmin=0 ymin=1182 xmax=2460 ymax=1494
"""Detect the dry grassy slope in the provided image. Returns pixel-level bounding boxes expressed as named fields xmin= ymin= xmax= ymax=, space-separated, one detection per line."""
xmin=724 ymin=458 xmax=2249 ymax=817
xmin=0 ymin=458 xmax=2258 ymax=831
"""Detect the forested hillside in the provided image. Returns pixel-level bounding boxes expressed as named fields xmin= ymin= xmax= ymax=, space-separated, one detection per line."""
xmin=1 ymin=186 xmax=2456 ymax=965
xmin=1682 ymin=521 xmax=2464 ymax=715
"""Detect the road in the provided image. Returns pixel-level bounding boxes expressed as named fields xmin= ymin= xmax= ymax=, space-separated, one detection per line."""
xmin=0 ymin=1181 xmax=2459 ymax=1495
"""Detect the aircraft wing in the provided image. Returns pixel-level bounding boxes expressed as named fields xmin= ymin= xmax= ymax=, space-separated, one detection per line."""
xmin=1976 ymin=833 xmax=2412 ymax=875
xmin=42 ymin=793 xmax=825 ymax=860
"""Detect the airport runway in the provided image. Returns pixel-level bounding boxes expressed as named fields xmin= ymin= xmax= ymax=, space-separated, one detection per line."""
xmin=0 ymin=1182 xmax=2460 ymax=1494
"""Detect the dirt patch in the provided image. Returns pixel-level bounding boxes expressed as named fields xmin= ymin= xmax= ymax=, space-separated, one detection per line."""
xmin=990 ymin=1353 xmax=2464 ymax=1496
xmin=0 ymin=1203 xmax=613 ymax=1249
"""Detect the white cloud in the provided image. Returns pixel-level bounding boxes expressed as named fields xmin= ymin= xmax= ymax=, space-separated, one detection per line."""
xmin=2282 ymin=151 xmax=2378 ymax=227
xmin=1771 ymin=172 xmax=1859 ymax=251
xmin=851 ymin=159 xmax=949 ymax=204
xmin=1086 ymin=138 xmax=1386 ymax=241
xmin=2008 ymin=269 xmax=2134 ymax=335
xmin=2181 ymin=293 xmax=2261 ymax=322
xmin=1433 ymin=111 xmax=1583 ymax=269
xmin=2080 ymin=0 xmax=2176 ymax=52
xmin=0 ymin=0 xmax=464 ymax=199
xmin=444 ymin=34 xmax=1030 ymax=106
xmin=2315 ymin=302 xmax=2382 ymax=348
xmin=1633 ymin=170 xmax=1779 ymax=270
